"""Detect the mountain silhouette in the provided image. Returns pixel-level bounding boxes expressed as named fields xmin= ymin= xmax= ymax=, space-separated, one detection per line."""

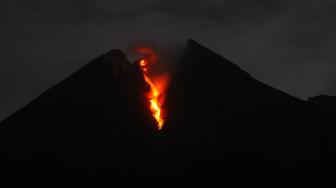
xmin=0 ymin=40 xmax=333 ymax=187
xmin=0 ymin=50 xmax=160 ymax=187
xmin=161 ymin=40 xmax=332 ymax=187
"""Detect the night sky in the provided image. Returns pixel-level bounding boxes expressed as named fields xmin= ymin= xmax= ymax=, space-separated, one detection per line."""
xmin=1 ymin=0 xmax=336 ymax=121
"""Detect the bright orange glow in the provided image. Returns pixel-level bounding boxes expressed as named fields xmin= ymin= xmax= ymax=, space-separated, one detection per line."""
xmin=136 ymin=47 xmax=158 ymax=63
xmin=138 ymin=59 xmax=168 ymax=130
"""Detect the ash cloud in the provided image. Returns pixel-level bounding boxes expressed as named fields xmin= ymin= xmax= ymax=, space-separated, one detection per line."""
xmin=1 ymin=0 xmax=336 ymax=120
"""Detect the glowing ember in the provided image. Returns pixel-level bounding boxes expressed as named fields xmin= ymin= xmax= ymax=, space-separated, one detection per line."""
xmin=138 ymin=59 xmax=167 ymax=130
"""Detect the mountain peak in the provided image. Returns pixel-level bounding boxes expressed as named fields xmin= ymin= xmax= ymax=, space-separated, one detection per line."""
xmin=181 ymin=39 xmax=251 ymax=79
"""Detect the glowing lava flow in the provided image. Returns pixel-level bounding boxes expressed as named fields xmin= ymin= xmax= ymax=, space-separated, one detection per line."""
xmin=138 ymin=59 xmax=165 ymax=130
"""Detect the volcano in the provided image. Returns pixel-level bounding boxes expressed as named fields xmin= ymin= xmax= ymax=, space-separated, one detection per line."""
xmin=0 ymin=40 xmax=334 ymax=187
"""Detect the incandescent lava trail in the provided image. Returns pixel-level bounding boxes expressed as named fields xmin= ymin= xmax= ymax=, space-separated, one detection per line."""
xmin=136 ymin=49 xmax=168 ymax=130
xmin=138 ymin=59 xmax=166 ymax=130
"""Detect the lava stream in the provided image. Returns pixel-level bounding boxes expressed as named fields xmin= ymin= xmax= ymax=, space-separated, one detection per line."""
xmin=138 ymin=59 xmax=166 ymax=130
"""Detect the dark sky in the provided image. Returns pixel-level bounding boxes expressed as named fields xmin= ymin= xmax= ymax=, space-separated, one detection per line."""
xmin=1 ymin=0 xmax=336 ymax=121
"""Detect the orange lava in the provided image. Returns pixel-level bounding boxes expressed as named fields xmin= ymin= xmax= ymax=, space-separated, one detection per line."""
xmin=138 ymin=59 xmax=167 ymax=130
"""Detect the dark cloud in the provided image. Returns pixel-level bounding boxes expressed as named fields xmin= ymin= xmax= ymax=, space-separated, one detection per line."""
xmin=1 ymin=0 xmax=336 ymax=120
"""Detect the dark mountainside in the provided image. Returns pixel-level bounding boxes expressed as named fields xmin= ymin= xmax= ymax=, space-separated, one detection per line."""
xmin=0 ymin=50 xmax=160 ymax=187
xmin=0 ymin=40 xmax=334 ymax=187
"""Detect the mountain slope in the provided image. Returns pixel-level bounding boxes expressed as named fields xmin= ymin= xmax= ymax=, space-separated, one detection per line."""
xmin=161 ymin=39 xmax=331 ymax=187
xmin=0 ymin=50 xmax=159 ymax=187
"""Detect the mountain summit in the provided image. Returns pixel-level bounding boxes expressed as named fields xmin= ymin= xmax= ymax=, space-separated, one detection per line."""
xmin=0 ymin=40 xmax=333 ymax=187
